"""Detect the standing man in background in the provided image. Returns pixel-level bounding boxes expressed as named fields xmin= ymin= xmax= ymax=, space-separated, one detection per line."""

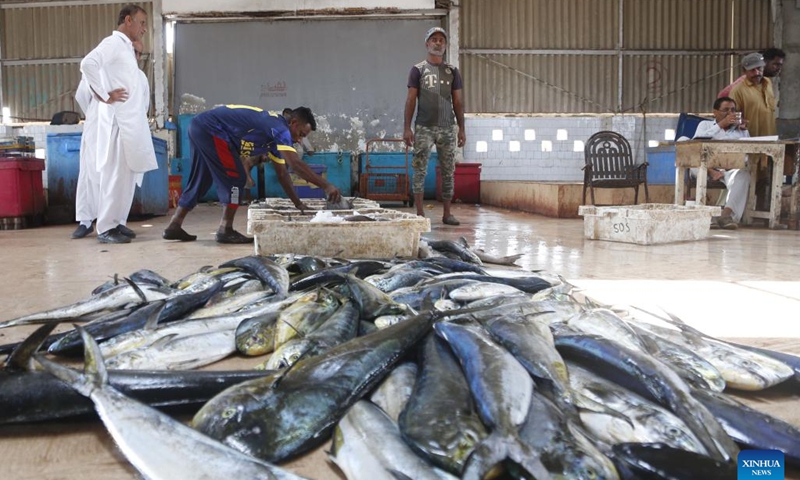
xmin=718 ymin=48 xmax=785 ymax=99
xmin=730 ymin=52 xmax=777 ymax=138
xmin=403 ymin=27 xmax=466 ymax=226
xmin=76 ymin=4 xmax=157 ymax=244
xmin=730 ymin=52 xmax=778 ymax=210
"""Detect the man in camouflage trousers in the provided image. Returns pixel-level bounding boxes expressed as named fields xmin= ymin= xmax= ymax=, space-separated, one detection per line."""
xmin=403 ymin=27 xmax=466 ymax=225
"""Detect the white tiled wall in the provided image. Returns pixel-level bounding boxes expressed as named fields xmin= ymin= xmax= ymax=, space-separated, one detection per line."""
xmin=465 ymin=115 xmax=678 ymax=182
xmin=12 ymin=123 xmax=84 ymax=161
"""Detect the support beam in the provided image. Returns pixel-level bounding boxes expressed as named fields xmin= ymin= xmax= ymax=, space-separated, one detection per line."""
xmin=153 ymin=0 xmax=166 ymax=128
xmin=447 ymin=0 xmax=459 ymax=70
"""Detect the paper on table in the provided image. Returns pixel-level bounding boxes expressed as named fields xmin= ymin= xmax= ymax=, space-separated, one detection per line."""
xmin=739 ymin=135 xmax=780 ymax=141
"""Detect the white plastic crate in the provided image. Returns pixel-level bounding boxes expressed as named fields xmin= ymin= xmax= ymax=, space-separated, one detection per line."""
xmin=578 ymin=203 xmax=722 ymax=245
xmin=247 ymin=200 xmax=430 ymax=258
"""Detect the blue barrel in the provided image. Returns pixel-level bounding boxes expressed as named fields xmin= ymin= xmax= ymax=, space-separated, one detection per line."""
xmin=645 ymin=145 xmax=677 ymax=185
xmin=130 ymin=137 xmax=169 ymax=216
xmin=45 ymin=133 xmax=170 ymax=223
xmin=45 ymin=132 xmax=82 ymax=223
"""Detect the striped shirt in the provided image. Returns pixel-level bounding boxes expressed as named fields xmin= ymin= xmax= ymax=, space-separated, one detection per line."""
xmin=408 ymin=61 xmax=463 ymax=128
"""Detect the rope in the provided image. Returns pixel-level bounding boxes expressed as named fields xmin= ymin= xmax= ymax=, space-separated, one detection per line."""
xmin=473 ymin=53 xmax=736 ymax=115
xmin=473 ymin=53 xmax=616 ymax=113
xmin=621 ymin=65 xmax=733 ymax=113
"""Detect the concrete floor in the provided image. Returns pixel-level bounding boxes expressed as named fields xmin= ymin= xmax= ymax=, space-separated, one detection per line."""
xmin=0 ymin=201 xmax=799 ymax=479
xmin=1 ymin=201 xmax=798 ymax=339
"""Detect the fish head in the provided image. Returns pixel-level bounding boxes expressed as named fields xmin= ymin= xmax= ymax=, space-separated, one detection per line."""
xmin=578 ymin=411 xmax=637 ymax=445
xmin=712 ymin=346 xmax=794 ymax=390
xmin=565 ymin=423 xmax=621 ymax=480
xmin=434 ymin=299 xmax=460 ymax=311
xmin=374 ymin=315 xmax=406 ymax=329
xmin=191 ymin=374 xmax=282 ymax=457
xmin=267 ymin=342 xmax=308 ymax=370
xmin=235 ymin=320 xmax=276 ymax=356
xmin=639 ymin=411 xmax=707 ymax=454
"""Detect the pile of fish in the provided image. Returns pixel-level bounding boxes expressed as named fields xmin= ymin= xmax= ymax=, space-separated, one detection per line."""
xmin=1 ymin=239 xmax=799 ymax=480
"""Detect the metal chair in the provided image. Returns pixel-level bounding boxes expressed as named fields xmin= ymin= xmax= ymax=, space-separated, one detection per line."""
xmin=582 ymin=131 xmax=649 ymax=205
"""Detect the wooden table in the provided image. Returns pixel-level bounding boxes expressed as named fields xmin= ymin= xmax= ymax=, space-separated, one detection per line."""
xmin=675 ymin=140 xmax=799 ymax=229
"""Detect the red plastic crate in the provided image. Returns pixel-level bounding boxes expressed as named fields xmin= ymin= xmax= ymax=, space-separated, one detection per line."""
xmin=0 ymin=157 xmax=45 ymax=217
xmin=435 ymin=163 xmax=482 ymax=203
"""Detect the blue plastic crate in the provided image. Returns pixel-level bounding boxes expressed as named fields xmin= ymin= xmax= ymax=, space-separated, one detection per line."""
xmin=290 ymin=164 xmax=327 ymax=199
xmin=359 ymin=151 xmax=438 ymax=199
xmin=646 ymin=145 xmax=677 ymax=185
xmin=307 ymin=151 xmax=351 ymax=196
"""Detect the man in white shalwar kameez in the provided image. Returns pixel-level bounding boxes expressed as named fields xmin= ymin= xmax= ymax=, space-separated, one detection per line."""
xmin=71 ymin=77 xmax=104 ymax=239
xmin=690 ymin=96 xmax=751 ymax=230
xmin=77 ymin=4 xmax=156 ymax=244
xmin=72 ymin=40 xmax=147 ymax=239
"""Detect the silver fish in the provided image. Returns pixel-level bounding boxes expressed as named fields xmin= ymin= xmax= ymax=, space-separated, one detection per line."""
xmin=448 ymin=282 xmax=523 ymax=302
xmin=105 ymin=328 xmax=237 ymax=371
xmin=36 ymin=327 xmax=308 ymax=480
xmin=399 ymin=334 xmax=488 ymax=475
xmin=330 ymin=400 xmax=457 ymax=480
xmin=370 ymin=362 xmax=418 ymax=423
xmin=631 ymin=320 xmax=793 ymax=391
xmin=434 ymin=321 xmax=552 ymax=480
xmin=567 ymin=362 xmax=708 ymax=455
xmin=0 ymin=282 xmax=171 ymax=329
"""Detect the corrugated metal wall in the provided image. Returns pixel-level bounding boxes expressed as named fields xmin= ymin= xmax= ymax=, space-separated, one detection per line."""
xmin=461 ymin=0 xmax=773 ymax=114
xmin=462 ymin=54 xmax=618 ymax=113
xmin=462 ymin=0 xmax=619 ymax=49
xmin=1 ymin=1 xmax=154 ymax=122
xmin=1 ymin=0 xmax=775 ymax=119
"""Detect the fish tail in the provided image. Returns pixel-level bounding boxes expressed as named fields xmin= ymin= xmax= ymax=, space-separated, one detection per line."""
xmin=462 ymin=431 xmax=552 ymax=480
xmin=35 ymin=326 xmax=107 ymax=397
xmin=5 ymin=323 xmax=58 ymax=371
xmin=674 ymin=402 xmax=738 ymax=462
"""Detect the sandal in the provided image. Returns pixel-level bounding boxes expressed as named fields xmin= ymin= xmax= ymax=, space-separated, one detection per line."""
xmin=162 ymin=226 xmax=197 ymax=242
xmin=442 ymin=215 xmax=461 ymax=226
xmin=215 ymin=229 xmax=254 ymax=244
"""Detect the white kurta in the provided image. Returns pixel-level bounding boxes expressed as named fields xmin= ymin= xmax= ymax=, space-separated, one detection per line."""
xmin=74 ymin=78 xmax=104 ymax=224
xmin=691 ymin=120 xmax=751 ymax=222
xmin=80 ymin=31 xmax=157 ymax=235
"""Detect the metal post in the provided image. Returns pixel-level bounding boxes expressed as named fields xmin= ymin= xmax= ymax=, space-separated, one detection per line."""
xmin=153 ymin=0 xmax=166 ymax=128
xmin=448 ymin=0 xmax=460 ymax=70
xmin=0 ymin=11 xmax=4 ymax=120
xmin=617 ymin=0 xmax=624 ymax=113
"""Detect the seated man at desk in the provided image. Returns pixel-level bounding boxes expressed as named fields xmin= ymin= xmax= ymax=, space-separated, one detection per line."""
xmin=691 ymin=96 xmax=751 ymax=230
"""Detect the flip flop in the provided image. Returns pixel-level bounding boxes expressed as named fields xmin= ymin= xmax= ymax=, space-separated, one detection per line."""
xmin=442 ymin=215 xmax=461 ymax=226
xmin=162 ymin=227 xmax=197 ymax=242
xmin=215 ymin=229 xmax=254 ymax=244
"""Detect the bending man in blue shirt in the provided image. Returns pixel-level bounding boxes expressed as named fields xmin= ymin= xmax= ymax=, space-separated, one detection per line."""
xmin=163 ymin=105 xmax=340 ymax=244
